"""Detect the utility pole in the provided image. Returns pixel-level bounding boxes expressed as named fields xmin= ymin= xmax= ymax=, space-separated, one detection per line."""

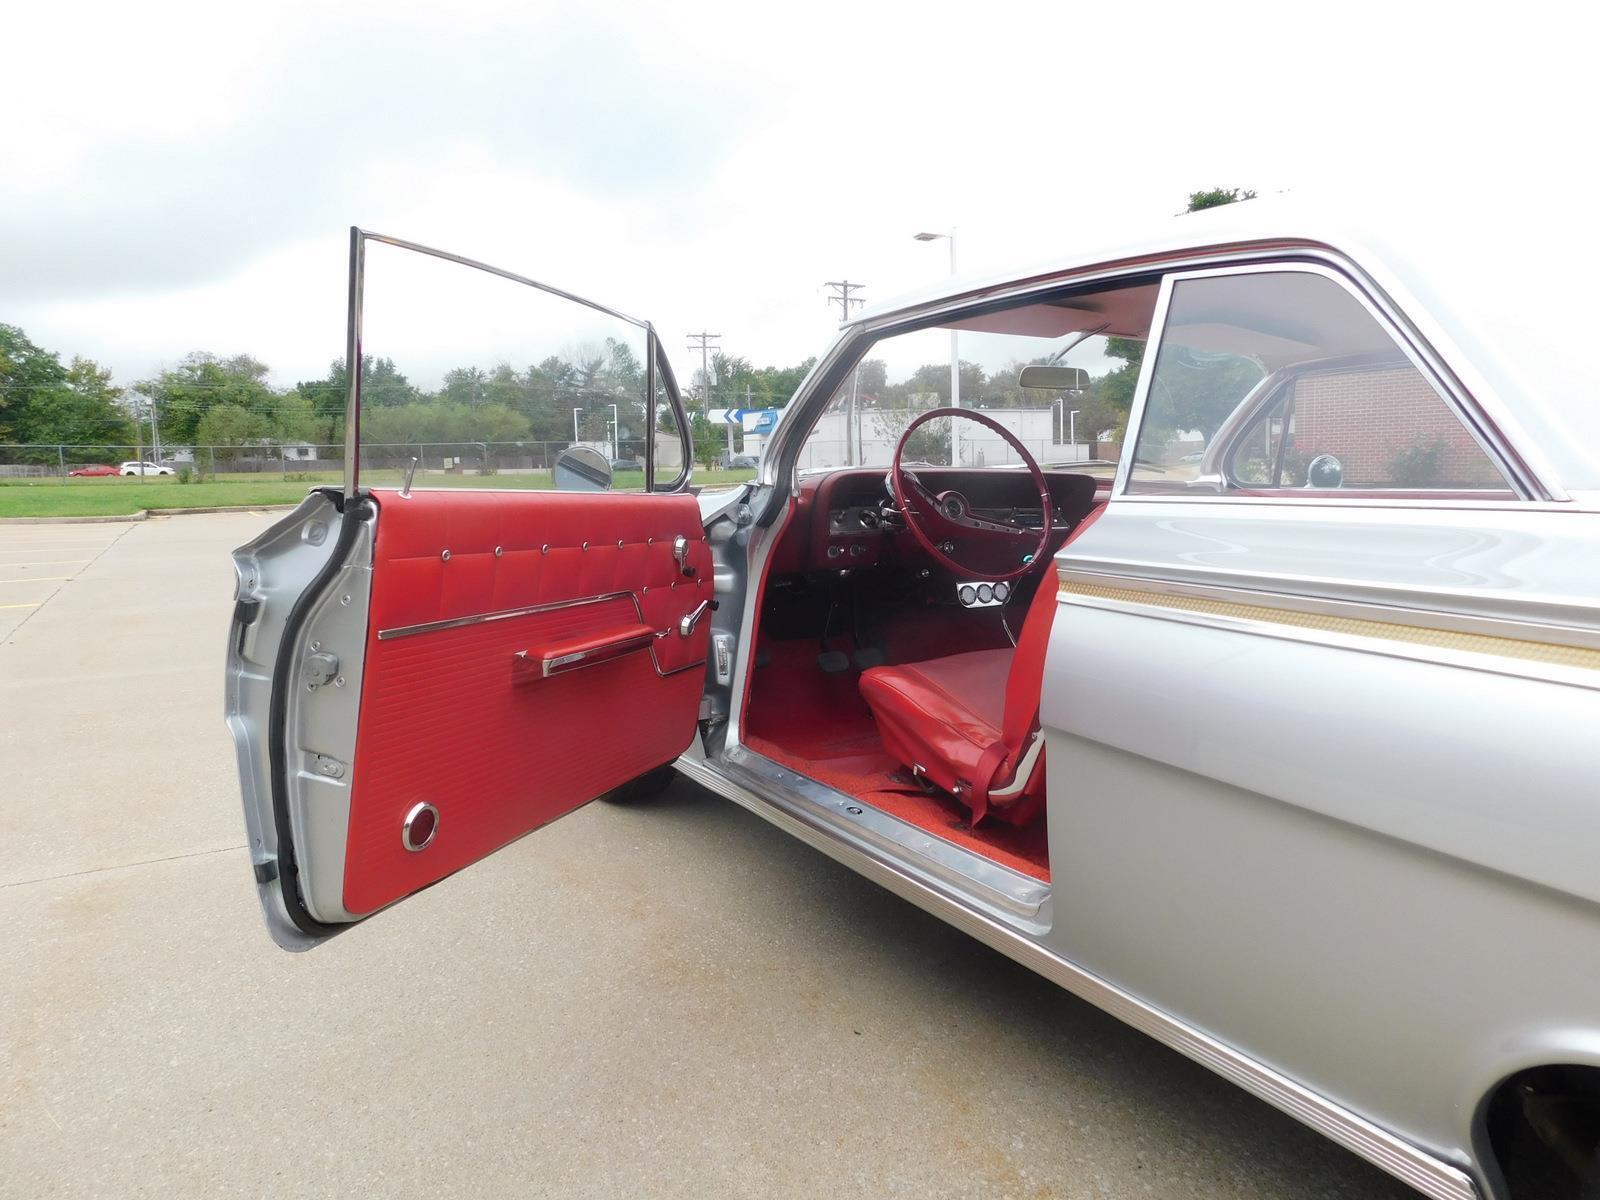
xmin=824 ymin=282 xmax=866 ymax=464
xmin=147 ymin=393 xmax=162 ymax=465
xmin=913 ymin=231 xmax=960 ymax=464
xmin=823 ymin=280 xmax=866 ymax=323
xmin=685 ymin=332 xmax=721 ymax=418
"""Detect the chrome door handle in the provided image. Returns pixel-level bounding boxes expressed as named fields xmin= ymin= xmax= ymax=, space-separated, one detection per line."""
xmin=679 ymin=600 xmax=713 ymax=638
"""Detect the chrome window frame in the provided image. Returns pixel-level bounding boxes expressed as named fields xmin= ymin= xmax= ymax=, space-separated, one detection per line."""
xmin=341 ymin=226 xmax=692 ymax=499
xmin=1114 ymin=260 xmax=1545 ymax=506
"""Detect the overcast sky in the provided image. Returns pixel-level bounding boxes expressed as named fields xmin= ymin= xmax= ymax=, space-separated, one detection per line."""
xmin=4 ymin=0 xmax=1590 ymax=392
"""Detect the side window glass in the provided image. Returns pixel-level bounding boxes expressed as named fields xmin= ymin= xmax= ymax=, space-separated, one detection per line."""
xmin=1127 ymin=270 xmax=1514 ymax=497
xmin=651 ymin=355 xmax=688 ymax=490
xmin=354 ymin=235 xmax=681 ymax=494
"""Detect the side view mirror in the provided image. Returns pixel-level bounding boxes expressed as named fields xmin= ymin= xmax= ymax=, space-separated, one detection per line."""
xmin=1305 ymin=454 xmax=1343 ymax=489
xmin=1018 ymin=365 xmax=1089 ymax=391
xmin=552 ymin=445 xmax=614 ymax=492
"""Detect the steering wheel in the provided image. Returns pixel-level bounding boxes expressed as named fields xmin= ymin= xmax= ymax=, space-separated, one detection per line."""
xmin=890 ymin=407 xmax=1054 ymax=582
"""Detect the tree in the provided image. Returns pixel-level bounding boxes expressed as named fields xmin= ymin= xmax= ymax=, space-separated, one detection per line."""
xmin=138 ymin=353 xmax=276 ymax=445
xmin=870 ymin=404 xmax=951 ymax=465
xmin=27 ymin=357 xmax=136 ymax=448
xmin=0 ymin=325 xmax=62 ymax=442
xmin=296 ymin=356 xmax=422 ymax=446
xmin=1185 ymin=187 xmax=1257 ymax=212
xmin=0 ymin=327 xmax=134 ymax=454
xmin=194 ymin=404 xmax=271 ymax=460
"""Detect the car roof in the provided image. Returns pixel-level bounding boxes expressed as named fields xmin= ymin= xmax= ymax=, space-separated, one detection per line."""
xmin=847 ymin=194 xmax=1599 ymax=495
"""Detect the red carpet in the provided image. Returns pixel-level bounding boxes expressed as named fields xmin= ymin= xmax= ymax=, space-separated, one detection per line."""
xmin=744 ymin=639 xmax=1050 ymax=881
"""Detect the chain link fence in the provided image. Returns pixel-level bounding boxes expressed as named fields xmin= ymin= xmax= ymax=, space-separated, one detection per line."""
xmin=0 ymin=440 xmax=650 ymax=483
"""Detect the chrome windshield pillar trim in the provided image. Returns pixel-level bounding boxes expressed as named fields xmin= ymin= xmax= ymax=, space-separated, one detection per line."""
xmin=1110 ymin=272 xmax=1174 ymax=498
xmin=673 ymin=753 xmax=1481 ymax=1200
xmin=342 ymin=227 xmax=364 ymax=501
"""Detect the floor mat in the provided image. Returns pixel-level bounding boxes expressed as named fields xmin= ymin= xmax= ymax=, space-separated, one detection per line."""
xmin=745 ymin=639 xmax=1049 ymax=881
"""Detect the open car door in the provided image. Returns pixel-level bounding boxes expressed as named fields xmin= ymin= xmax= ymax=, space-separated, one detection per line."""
xmin=225 ymin=230 xmax=710 ymax=950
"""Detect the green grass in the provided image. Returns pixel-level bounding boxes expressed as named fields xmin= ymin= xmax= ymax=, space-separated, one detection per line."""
xmin=0 ymin=469 xmax=757 ymax=518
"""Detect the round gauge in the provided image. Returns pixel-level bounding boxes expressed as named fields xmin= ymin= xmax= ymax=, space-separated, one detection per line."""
xmin=938 ymin=492 xmax=968 ymax=520
xmin=977 ymin=583 xmax=994 ymax=603
xmin=958 ymin=585 xmax=978 ymax=606
xmin=857 ymin=507 xmax=880 ymax=530
xmin=994 ymin=581 xmax=1011 ymax=602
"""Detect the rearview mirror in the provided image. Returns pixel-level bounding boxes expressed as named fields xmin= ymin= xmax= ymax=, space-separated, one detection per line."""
xmin=552 ymin=445 xmax=614 ymax=492
xmin=1018 ymin=365 xmax=1089 ymax=391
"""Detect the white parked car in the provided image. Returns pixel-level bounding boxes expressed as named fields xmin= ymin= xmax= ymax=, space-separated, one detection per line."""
xmin=227 ymin=204 xmax=1598 ymax=1200
xmin=119 ymin=460 xmax=174 ymax=476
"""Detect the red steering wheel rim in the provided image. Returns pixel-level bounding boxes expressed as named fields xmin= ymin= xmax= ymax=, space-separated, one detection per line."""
xmin=891 ymin=407 xmax=1053 ymax=582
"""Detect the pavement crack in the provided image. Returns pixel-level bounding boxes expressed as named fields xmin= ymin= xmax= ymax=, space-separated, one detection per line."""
xmin=0 ymin=843 xmax=247 ymax=890
xmin=0 ymin=522 xmax=139 ymax=646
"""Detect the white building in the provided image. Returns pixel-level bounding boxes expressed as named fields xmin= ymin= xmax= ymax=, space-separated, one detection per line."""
xmin=755 ymin=406 xmax=1091 ymax=471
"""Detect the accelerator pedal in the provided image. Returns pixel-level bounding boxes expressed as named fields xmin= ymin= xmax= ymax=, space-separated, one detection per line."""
xmin=817 ymin=650 xmax=851 ymax=674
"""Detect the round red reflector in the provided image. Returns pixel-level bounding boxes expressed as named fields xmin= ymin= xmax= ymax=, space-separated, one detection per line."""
xmin=402 ymin=802 xmax=438 ymax=851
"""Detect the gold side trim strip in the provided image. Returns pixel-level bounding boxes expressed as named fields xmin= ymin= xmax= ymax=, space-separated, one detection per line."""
xmin=1060 ymin=579 xmax=1600 ymax=674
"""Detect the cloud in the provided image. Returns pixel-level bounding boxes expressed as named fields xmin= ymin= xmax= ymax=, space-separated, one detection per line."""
xmin=3 ymin=0 xmax=1591 ymax=392
xmin=2 ymin=1 xmax=767 ymax=303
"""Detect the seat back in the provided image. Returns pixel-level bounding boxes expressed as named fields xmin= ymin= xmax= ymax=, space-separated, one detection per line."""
xmin=979 ymin=503 xmax=1107 ymax=812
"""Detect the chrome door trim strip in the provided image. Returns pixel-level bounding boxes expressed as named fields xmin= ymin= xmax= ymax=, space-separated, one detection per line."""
xmin=1060 ymin=565 xmax=1600 ymax=651
xmin=377 ymin=589 xmax=706 ymax=679
xmin=673 ymin=753 xmax=1481 ymax=1200
xmin=1058 ymin=574 xmax=1600 ymax=693
xmin=377 ymin=591 xmax=635 ymax=641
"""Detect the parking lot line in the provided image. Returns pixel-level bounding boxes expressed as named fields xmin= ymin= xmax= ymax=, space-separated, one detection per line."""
xmin=0 ymin=559 xmax=91 ymax=567
xmin=0 ymin=577 xmax=71 ymax=584
xmin=0 ymin=602 xmax=38 ymax=609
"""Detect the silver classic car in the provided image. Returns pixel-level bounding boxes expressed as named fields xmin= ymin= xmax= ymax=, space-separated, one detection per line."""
xmin=227 ymin=202 xmax=1599 ymax=1200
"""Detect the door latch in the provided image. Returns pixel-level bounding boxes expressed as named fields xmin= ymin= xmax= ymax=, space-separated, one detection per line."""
xmin=301 ymin=651 xmax=340 ymax=689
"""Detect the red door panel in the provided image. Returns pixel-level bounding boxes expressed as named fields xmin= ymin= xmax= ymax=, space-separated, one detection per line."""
xmin=345 ymin=488 xmax=712 ymax=915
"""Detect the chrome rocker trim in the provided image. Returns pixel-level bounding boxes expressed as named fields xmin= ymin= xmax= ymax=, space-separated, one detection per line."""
xmin=673 ymin=752 xmax=1480 ymax=1200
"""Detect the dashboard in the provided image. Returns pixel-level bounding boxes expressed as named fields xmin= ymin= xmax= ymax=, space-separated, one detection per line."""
xmin=768 ymin=467 xmax=1099 ymax=575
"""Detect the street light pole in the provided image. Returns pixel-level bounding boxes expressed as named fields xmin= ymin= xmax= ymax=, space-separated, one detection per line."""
xmin=1069 ymin=409 xmax=1080 ymax=459
xmin=572 ymin=407 xmax=581 ymax=446
xmin=914 ymin=230 xmax=959 ymax=465
xmin=608 ymin=403 xmax=619 ymax=461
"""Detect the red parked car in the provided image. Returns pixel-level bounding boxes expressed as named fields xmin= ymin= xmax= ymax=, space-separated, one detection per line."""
xmin=68 ymin=464 xmax=119 ymax=477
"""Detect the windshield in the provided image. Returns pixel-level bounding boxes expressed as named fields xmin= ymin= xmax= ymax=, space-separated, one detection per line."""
xmin=795 ymin=280 xmax=1158 ymax=474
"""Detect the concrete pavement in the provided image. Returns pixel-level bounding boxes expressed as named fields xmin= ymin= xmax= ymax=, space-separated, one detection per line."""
xmin=0 ymin=512 xmax=1416 ymax=1199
